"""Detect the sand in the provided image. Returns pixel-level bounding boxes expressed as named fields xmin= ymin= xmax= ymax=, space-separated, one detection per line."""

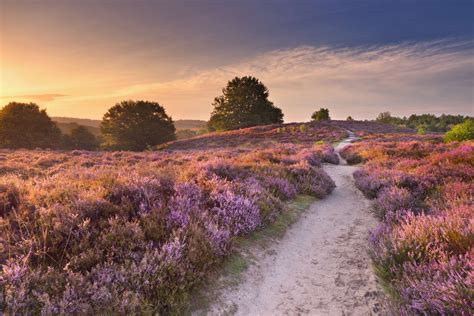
xmin=204 ymin=135 xmax=386 ymax=315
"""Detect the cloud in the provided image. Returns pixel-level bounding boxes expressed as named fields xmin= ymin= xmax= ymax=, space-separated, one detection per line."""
xmin=1 ymin=94 xmax=69 ymax=102
xmin=71 ymin=39 xmax=474 ymax=121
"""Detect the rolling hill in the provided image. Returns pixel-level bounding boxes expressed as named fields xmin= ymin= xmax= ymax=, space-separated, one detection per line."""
xmin=52 ymin=117 xmax=207 ymax=133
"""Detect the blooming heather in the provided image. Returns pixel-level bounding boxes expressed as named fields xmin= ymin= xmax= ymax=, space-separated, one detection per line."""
xmin=0 ymin=143 xmax=339 ymax=313
xmin=348 ymin=136 xmax=473 ymax=314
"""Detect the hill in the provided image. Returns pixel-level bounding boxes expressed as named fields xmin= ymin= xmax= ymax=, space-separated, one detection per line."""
xmin=52 ymin=117 xmax=101 ymax=128
xmin=52 ymin=117 xmax=207 ymax=131
xmin=163 ymin=120 xmax=414 ymax=151
xmin=55 ymin=122 xmax=102 ymax=137
xmin=174 ymin=119 xmax=207 ymax=130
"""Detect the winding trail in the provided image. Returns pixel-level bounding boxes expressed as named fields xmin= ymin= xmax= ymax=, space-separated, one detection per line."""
xmin=205 ymin=134 xmax=386 ymax=315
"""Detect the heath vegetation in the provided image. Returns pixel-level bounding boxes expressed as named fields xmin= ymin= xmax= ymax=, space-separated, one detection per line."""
xmin=341 ymin=135 xmax=473 ymax=314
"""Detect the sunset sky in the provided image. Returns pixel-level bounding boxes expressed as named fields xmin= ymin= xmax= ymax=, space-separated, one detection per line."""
xmin=1 ymin=0 xmax=473 ymax=121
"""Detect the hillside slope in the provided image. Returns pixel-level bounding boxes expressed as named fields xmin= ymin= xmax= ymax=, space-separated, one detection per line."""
xmin=52 ymin=117 xmax=207 ymax=131
xmin=164 ymin=120 xmax=414 ymax=151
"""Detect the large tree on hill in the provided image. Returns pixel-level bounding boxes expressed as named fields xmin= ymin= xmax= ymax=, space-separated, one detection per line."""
xmin=0 ymin=102 xmax=62 ymax=149
xmin=208 ymin=76 xmax=284 ymax=131
xmin=101 ymin=100 xmax=176 ymax=151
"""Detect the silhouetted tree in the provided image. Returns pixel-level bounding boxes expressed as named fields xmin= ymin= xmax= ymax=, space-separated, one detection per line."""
xmin=311 ymin=108 xmax=330 ymax=121
xmin=0 ymin=102 xmax=62 ymax=149
xmin=208 ymin=76 xmax=284 ymax=131
xmin=63 ymin=126 xmax=99 ymax=150
xmin=346 ymin=116 xmax=354 ymax=121
xmin=101 ymin=100 xmax=176 ymax=151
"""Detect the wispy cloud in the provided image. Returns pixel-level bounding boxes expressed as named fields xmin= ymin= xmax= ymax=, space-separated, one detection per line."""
xmin=1 ymin=94 xmax=69 ymax=102
xmin=69 ymin=39 xmax=474 ymax=120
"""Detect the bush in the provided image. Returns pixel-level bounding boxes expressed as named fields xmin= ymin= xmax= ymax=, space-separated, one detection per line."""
xmin=444 ymin=119 xmax=474 ymax=142
xmin=311 ymin=108 xmax=330 ymax=121
xmin=373 ymin=186 xmax=414 ymax=219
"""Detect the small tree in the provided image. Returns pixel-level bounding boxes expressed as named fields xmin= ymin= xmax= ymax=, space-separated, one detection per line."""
xmin=311 ymin=108 xmax=330 ymax=121
xmin=444 ymin=119 xmax=474 ymax=142
xmin=208 ymin=76 xmax=284 ymax=131
xmin=101 ymin=100 xmax=176 ymax=151
xmin=346 ymin=116 xmax=354 ymax=121
xmin=0 ymin=102 xmax=62 ymax=149
xmin=65 ymin=126 xmax=99 ymax=150
xmin=376 ymin=111 xmax=392 ymax=123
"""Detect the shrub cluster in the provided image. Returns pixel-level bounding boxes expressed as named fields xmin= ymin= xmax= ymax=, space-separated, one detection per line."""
xmin=0 ymin=142 xmax=338 ymax=314
xmin=347 ymin=137 xmax=473 ymax=314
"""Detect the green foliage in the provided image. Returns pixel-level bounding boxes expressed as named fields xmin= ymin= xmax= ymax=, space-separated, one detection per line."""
xmin=375 ymin=112 xmax=470 ymax=133
xmin=0 ymin=102 xmax=62 ymax=149
xmin=63 ymin=126 xmax=99 ymax=150
xmin=416 ymin=125 xmax=426 ymax=135
xmin=444 ymin=119 xmax=474 ymax=142
xmin=101 ymin=100 xmax=176 ymax=151
xmin=375 ymin=111 xmax=393 ymax=123
xmin=311 ymin=108 xmax=330 ymax=121
xmin=208 ymin=76 xmax=284 ymax=131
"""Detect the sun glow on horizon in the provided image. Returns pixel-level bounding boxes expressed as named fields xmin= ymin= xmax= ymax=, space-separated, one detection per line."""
xmin=1 ymin=1 xmax=472 ymax=121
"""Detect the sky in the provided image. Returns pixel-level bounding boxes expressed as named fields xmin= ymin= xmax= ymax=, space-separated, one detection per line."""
xmin=1 ymin=0 xmax=473 ymax=122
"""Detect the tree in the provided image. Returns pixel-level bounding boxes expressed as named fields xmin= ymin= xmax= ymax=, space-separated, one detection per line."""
xmin=346 ymin=116 xmax=354 ymax=121
xmin=444 ymin=119 xmax=474 ymax=142
xmin=375 ymin=111 xmax=392 ymax=123
xmin=311 ymin=108 xmax=330 ymax=121
xmin=0 ymin=102 xmax=62 ymax=149
xmin=101 ymin=100 xmax=176 ymax=151
xmin=64 ymin=126 xmax=99 ymax=150
xmin=208 ymin=76 xmax=283 ymax=131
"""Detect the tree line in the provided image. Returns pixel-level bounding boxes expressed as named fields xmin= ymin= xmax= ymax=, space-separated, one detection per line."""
xmin=0 ymin=76 xmax=283 ymax=151
xmin=1 ymin=76 xmax=472 ymax=151
xmin=375 ymin=111 xmax=471 ymax=133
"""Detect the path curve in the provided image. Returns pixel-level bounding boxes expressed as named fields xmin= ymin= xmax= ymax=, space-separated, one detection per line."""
xmin=205 ymin=135 xmax=386 ymax=315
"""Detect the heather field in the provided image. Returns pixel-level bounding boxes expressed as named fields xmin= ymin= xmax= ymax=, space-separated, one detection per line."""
xmin=2 ymin=1 xmax=473 ymax=314
xmin=341 ymin=136 xmax=473 ymax=314
xmin=0 ymin=135 xmax=340 ymax=313
xmin=1 ymin=121 xmax=472 ymax=314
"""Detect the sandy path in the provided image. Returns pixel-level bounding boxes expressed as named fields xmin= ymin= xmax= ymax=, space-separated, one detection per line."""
xmin=205 ymin=135 xmax=386 ymax=315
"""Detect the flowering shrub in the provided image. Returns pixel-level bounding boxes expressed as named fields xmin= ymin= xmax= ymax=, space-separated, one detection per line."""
xmin=0 ymin=143 xmax=338 ymax=313
xmin=373 ymin=186 xmax=414 ymax=219
xmin=348 ymin=136 xmax=473 ymax=314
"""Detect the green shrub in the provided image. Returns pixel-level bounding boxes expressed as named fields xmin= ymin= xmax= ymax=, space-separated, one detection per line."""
xmin=444 ymin=119 xmax=474 ymax=142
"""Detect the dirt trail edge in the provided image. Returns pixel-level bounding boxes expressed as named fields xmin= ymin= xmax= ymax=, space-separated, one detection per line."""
xmin=202 ymin=134 xmax=386 ymax=315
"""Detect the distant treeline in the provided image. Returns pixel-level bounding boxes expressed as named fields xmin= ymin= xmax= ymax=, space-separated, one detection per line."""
xmin=374 ymin=112 xmax=472 ymax=133
xmin=1 ymin=75 xmax=472 ymax=151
